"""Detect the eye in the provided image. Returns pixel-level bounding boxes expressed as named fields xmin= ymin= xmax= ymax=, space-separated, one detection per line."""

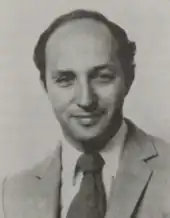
xmin=91 ymin=69 xmax=116 ymax=84
xmin=97 ymin=73 xmax=115 ymax=83
xmin=53 ymin=71 xmax=76 ymax=87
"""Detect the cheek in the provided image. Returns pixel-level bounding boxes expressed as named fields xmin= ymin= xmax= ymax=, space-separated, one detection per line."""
xmin=47 ymin=85 xmax=75 ymax=112
xmin=95 ymin=79 xmax=125 ymax=106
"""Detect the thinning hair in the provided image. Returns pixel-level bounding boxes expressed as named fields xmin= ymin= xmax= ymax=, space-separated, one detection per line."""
xmin=33 ymin=9 xmax=136 ymax=89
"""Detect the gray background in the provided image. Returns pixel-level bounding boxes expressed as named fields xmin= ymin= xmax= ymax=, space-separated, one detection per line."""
xmin=0 ymin=0 xmax=170 ymax=177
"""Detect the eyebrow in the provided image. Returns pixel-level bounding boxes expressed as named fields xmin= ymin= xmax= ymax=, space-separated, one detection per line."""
xmin=90 ymin=63 xmax=116 ymax=72
xmin=51 ymin=69 xmax=75 ymax=77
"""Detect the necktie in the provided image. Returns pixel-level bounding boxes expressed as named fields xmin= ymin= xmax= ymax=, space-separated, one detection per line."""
xmin=66 ymin=152 xmax=106 ymax=218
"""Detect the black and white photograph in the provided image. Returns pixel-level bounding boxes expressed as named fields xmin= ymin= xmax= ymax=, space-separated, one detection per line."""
xmin=0 ymin=1 xmax=170 ymax=217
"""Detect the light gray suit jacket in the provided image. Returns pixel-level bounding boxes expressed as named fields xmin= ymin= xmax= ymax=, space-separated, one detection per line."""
xmin=1 ymin=119 xmax=170 ymax=218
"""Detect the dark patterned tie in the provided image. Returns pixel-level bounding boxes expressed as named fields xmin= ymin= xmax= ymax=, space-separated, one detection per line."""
xmin=66 ymin=152 xmax=106 ymax=218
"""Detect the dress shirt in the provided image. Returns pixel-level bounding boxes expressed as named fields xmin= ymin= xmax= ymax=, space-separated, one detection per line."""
xmin=60 ymin=120 xmax=127 ymax=218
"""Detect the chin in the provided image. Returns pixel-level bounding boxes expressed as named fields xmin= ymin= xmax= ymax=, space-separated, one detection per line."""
xmin=74 ymin=134 xmax=97 ymax=142
xmin=68 ymin=125 xmax=105 ymax=142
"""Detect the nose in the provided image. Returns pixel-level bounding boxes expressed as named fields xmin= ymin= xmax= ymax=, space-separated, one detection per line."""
xmin=75 ymin=81 xmax=98 ymax=112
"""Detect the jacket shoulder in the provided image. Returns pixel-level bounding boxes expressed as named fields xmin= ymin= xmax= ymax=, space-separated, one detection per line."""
xmin=4 ymin=152 xmax=56 ymax=201
xmin=152 ymin=135 xmax=170 ymax=155
xmin=3 ymin=145 xmax=61 ymax=217
xmin=2 ymin=165 xmax=43 ymax=218
xmin=125 ymin=118 xmax=170 ymax=162
xmin=125 ymin=118 xmax=170 ymax=150
xmin=150 ymin=135 xmax=170 ymax=170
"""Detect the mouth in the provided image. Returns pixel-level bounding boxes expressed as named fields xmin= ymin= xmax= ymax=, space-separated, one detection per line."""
xmin=71 ymin=111 xmax=105 ymax=126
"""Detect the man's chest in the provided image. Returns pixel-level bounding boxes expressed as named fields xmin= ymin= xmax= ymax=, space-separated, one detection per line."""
xmin=4 ymin=170 xmax=170 ymax=218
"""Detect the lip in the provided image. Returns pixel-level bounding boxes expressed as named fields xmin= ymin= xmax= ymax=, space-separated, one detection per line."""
xmin=73 ymin=114 xmax=100 ymax=118
xmin=71 ymin=111 xmax=105 ymax=126
xmin=72 ymin=111 xmax=104 ymax=118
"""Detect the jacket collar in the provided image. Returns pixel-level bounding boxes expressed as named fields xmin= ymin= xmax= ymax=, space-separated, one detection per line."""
xmin=123 ymin=118 xmax=158 ymax=161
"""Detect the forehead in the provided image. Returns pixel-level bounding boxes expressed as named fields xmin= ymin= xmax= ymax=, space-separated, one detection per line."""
xmin=45 ymin=19 xmax=118 ymax=69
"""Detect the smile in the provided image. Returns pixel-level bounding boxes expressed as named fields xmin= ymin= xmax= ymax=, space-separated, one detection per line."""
xmin=72 ymin=112 xmax=104 ymax=126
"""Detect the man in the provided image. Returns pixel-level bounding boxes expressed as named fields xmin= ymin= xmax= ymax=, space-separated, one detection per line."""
xmin=1 ymin=9 xmax=170 ymax=218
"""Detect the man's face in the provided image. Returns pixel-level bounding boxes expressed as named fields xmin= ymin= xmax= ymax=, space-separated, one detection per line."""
xmin=45 ymin=19 xmax=126 ymax=142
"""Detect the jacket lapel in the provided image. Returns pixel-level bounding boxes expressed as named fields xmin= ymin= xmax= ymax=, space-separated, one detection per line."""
xmin=105 ymin=119 xmax=158 ymax=218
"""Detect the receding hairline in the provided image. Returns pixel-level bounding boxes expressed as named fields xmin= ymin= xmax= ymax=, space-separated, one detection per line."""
xmin=45 ymin=17 xmax=119 ymax=55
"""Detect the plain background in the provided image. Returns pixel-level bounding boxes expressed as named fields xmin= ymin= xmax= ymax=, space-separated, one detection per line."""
xmin=0 ymin=0 xmax=170 ymax=177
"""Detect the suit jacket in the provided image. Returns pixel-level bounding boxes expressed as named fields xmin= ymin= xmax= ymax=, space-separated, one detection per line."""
xmin=1 ymin=118 xmax=170 ymax=218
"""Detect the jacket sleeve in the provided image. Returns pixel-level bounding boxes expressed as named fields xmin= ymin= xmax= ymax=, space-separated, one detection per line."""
xmin=0 ymin=176 xmax=7 ymax=218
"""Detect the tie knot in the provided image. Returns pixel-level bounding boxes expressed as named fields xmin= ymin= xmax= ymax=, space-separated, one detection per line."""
xmin=76 ymin=153 xmax=105 ymax=173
